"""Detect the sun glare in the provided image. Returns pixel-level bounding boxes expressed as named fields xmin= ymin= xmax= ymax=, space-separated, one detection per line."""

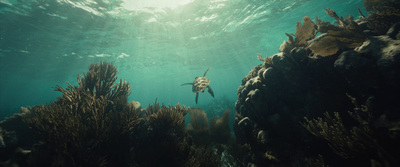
xmin=122 ymin=0 xmax=194 ymax=10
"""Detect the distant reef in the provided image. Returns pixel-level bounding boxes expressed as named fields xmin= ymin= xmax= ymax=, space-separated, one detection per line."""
xmin=234 ymin=0 xmax=400 ymax=166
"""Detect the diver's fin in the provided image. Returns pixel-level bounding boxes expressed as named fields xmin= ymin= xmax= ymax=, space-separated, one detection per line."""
xmin=195 ymin=93 xmax=199 ymax=104
xmin=203 ymin=67 xmax=211 ymax=77
xmin=208 ymin=86 xmax=214 ymax=97
xmin=181 ymin=83 xmax=193 ymax=86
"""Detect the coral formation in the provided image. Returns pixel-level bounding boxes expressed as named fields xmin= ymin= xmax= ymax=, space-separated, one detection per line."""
xmin=285 ymin=16 xmax=316 ymax=48
xmin=364 ymin=0 xmax=400 ymax=35
xmin=131 ymin=101 xmax=233 ymax=167
xmin=22 ymin=62 xmax=140 ymax=166
xmin=0 ymin=62 xmax=234 ymax=167
xmin=234 ymin=4 xmax=400 ymax=166
xmin=187 ymin=108 xmax=231 ymax=146
xmin=1 ymin=1 xmax=399 ymax=166
xmin=302 ymin=96 xmax=400 ymax=166
xmin=281 ymin=8 xmax=369 ymax=57
xmin=130 ymin=101 xmax=191 ymax=167
xmin=209 ymin=109 xmax=231 ymax=144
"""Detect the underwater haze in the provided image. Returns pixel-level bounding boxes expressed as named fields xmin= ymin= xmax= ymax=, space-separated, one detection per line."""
xmin=0 ymin=0 xmax=365 ymax=119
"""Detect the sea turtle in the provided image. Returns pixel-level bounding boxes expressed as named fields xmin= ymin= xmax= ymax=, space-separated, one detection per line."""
xmin=181 ymin=67 xmax=214 ymax=104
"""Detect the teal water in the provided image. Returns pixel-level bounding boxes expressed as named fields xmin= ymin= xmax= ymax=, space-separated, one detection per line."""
xmin=0 ymin=0 xmax=365 ymax=119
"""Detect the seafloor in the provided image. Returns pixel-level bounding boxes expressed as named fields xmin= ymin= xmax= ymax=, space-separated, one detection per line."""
xmin=1 ymin=0 xmax=400 ymax=166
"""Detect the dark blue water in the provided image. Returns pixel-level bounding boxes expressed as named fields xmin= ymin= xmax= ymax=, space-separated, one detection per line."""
xmin=0 ymin=0 xmax=365 ymax=119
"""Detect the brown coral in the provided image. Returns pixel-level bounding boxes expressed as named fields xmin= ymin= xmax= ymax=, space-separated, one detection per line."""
xmin=146 ymin=103 xmax=189 ymax=135
xmin=302 ymin=95 xmax=399 ymax=166
xmin=187 ymin=108 xmax=210 ymax=145
xmin=301 ymin=112 xmax=367 ymax=159
xmin=307 ymin=9 xmax=366 ymax=56
xmin=23 ymin=62 xmax=140 ymax=166
xmin=187 ymin=108 xmax=232 ymax=146
xmin=209 ymin=109 xmax=231 ymax=144
xmin=283 ymin=16 xmax=316 ymax=52
xmin=364 ymin=0 xmax=400 ymax=35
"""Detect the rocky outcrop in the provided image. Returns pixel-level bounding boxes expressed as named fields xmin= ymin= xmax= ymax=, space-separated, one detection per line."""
xmin=234 ymin=9 xmax=400 ymax=166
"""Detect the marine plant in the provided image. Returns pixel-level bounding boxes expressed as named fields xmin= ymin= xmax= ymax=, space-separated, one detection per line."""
xmin=24 ymin=62 xmax=140 ymax=167
xmin=187 ymin=108 xmax=231 ymax=146
xmin=363 ymin=0 xmax=400 ymax=35
xmin=131 ymin=101 xmax=191 ymax=166
xmin=145 ymin=102 xmax=189 ymax=138
xmin=307 ymin=9 xmax=366 ymax=56
xmin=184 ymin=146 xmax=222 ymax=167
xmin=280 ymin=9 xmax=367 ymax=57
xmin=301 ymin=95 xmax=399 ymax=166
xmin=187 ymin=108 xmax=211 ymax=145
xmin=285 ymin=16 xmax=317 ymax=48
xmin=209 ymin=109 xmax=231 ymax=144
xmin=130 ymin=101 xmax=229 ymax=167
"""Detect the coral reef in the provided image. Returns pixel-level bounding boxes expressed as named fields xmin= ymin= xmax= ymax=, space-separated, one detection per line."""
xmin=130 ymin=101 xmax=232 ymax=167
xmin=234 ymin=4 xmax=400 ymax=166
xmin=302 ymin=95 xmax=400 ymax=166
xmin=22 ymin=62 xmax=139 ymax=166
xmin=1 ymin=1 xmax=399 ymax=166
xmin=198 ymin=96 xmax=236 ymax=119
xmin=0 ymin=107 xmax=36 ymax=166
xmin=186 ymin=108 xmax=231 ymax=146
xmin=130 ymin=101 xmax=191 ymax=167
xmin=0 ymin=62 xmax=235 ymax=167
xmin=364 ymin=0 xmax=400 ymax=35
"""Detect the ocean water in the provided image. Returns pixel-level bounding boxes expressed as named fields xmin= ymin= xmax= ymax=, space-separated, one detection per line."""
xmin=0 ymin=0 xmax=365 ymax=119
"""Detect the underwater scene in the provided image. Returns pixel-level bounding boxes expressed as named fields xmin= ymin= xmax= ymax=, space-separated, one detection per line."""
xmin=1 ymin=0 xmax=400 ymax=166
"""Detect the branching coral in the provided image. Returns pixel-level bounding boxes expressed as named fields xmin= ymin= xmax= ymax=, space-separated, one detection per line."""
xmin=302 ymin=95 xmax=399 ymax=166
xmin=281 ymin=9 xmax=367 ymax=57
xmin=188 ymin=108 xmax=209 ymax=130
xmin=364 ymin=0 xmax=400 ymax=34
xmin=281 ymin=16 xmax=316 ymax=53
xmin=23 ymin=62 xmax=140 ymax=167
xmin=209 ymin=109 xmax=231 ymax=144
xmin=184 ymin=146 xmax=221 ymax=167
xmin=131 ymin=102 xmax=192 ymax=166
xmin=302 ymin=112 xmax=367 ymax=159
xmin=187 ymin=108 xmax=210 ymax=145
xmin=187 ymin=108 xmax=231 ymax=146
xmin=286 ymin=16 xmax=317 ymax=47
xmin=307 ymin=9 xmax=366 ymax=56
xmin=146 ymin=103 xmax=189 ymax=135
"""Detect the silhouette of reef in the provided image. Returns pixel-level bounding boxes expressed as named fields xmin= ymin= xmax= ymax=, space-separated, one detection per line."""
xmin=0 ymin=63 xmax=235 ymax=167
xmin=234 ymin=2 xmax=400 ymax=167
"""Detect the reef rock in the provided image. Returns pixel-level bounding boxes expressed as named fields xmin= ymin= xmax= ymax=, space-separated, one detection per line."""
xmin=235 ymin=19 xmax=400 ymax=166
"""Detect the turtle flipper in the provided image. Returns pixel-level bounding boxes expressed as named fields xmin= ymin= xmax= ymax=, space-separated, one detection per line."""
xmin=181 ymin=83 xmax=193 ymax=86
xmin=207 ymin=86 xmax=214 ymax=97
xmin=195 ymin=93 xmax=199 ymax=104
xmin=203 ymin=67 xmax=211 ymax=77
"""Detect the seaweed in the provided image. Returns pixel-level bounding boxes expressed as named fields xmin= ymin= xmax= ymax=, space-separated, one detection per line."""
xmin=23 ymin=62 xmax=140 ymax=167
